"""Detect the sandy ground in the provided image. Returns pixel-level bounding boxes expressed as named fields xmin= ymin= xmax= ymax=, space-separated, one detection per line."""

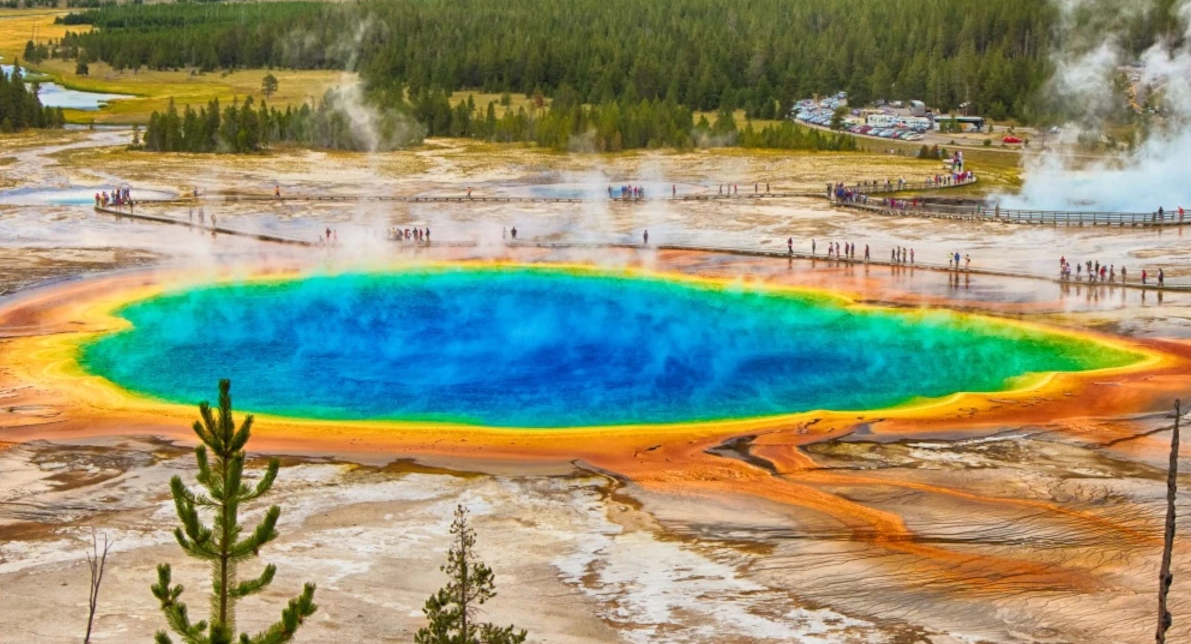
xmin=2 ymin=133 xmax=1191 ymax=644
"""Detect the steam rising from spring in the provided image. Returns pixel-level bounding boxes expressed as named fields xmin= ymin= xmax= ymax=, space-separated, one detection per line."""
xmin=1002 ymin=0 xmax=1191 ymax=212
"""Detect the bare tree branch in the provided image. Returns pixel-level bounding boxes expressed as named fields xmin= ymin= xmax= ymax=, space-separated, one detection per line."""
xmin=84 ymin=529 xmax=113 ymax=644
xmin=1156 ymin=399 xmax=1181 ymax=644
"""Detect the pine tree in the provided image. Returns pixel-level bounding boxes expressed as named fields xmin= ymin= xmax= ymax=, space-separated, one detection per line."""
xmin=261 ymin=73 xmax=278 ymax=99
xmin=415 ymin=505 xmax=527 ymax=644
xmin=151 ymin=379 xmax=316 ymax=644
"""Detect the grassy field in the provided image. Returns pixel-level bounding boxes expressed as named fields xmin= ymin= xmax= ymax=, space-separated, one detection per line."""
xmin=442 ymin=94 xmax=787 ymax=133
xmin=0 ymin=8 xmax=353 ymax=124
xmin=0 ymin=5 xmax=1021 ymax=194
xmin=447 ymin=91 xmax=542 ymax=116
xmin=692 ymin=109 xmax=784 ymax=130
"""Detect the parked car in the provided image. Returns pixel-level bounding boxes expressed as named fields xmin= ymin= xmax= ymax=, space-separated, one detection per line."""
xmin=1002 ymin=135 xmax=1023 ymax=144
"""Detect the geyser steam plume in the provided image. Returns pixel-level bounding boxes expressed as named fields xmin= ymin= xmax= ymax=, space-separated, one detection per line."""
xmin=1001 ymin=0 xmax=1191 ymax=212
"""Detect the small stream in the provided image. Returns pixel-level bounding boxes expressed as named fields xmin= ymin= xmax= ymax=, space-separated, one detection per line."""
xmin=2 ymin=62 xmax=134 ymax=110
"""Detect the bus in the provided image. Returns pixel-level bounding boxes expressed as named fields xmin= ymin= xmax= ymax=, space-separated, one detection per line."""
xmin=935 ymin=116 xmax=986 ymax=133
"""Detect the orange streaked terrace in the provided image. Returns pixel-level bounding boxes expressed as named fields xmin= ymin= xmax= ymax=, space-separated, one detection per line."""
xmin=1 ymin=249 xmax=1188 ymax=594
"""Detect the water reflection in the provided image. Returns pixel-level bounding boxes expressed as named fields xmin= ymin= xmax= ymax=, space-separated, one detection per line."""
xmin=1 ymin=63 xmax=133 ymax=111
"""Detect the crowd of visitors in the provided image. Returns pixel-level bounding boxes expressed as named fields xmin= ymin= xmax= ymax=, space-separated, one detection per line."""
xmin=388 ymin=227 xmax=428 ymax=244
xmin=95 ymin=187 xmax=134 ymax=212
xmin=798 ymin=238 xmax=935 ymax=269
xmin=828 ymin=171 xmax=976 ymax=202
xmin=1060 ymin=257 xmax=1165 ymax=287
xmin=610 ymin=185 xmax=646 ymax=199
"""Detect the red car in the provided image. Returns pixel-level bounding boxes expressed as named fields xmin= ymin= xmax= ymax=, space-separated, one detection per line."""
xmin=1002 ymin=135 xmax=1023 ymax=144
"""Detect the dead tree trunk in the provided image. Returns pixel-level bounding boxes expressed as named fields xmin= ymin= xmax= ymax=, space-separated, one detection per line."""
xmin=83 ymin=531 xmax=111 ymax=644
xmin=1156 ymin=399 xmax=1181 ymax=644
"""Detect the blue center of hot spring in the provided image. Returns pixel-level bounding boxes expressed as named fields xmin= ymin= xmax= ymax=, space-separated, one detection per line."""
xmin=80 ymin=268 xmax=1137 ymax=427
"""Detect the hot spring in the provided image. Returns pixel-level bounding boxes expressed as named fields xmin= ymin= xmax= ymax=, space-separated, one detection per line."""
xmin=80 ymin=267 xmax=1141 ymax=428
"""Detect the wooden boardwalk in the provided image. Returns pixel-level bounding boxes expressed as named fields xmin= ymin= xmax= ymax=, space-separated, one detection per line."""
xmin=90 ymin=205 xmax=1187 ymax=291
xmin=92 ymin=206 xmax=315 ymax=246
xmin=835 ymin=199 xmax=1186 ymax=227
xmin=136 ymin=174 xmax=978 ymax=207
xmin=203 ymin=192 xmax=823 ymax=204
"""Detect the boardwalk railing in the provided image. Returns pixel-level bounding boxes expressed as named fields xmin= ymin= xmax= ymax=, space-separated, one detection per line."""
xmin=840 ymin=176 xmax=976 ymax=195
xmin=836 ymin=198 xmax=1183 ymax=227
xmin=89 ymin=205 xmax=1189 ymax=291
xmin=204 ymin=191 xmax=822 ymax=204
xmin=93 ymin=206 xmax=315 ymax=245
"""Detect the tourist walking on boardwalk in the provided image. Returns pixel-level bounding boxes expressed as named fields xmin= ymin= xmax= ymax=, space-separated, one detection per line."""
xmin=1143 ymin=269 xmax=1148 ymax=284
xmin=511 ymin=226 xmax=517 ymax=239
xmin=672 ymin=185 xmax=676 ymax=197
xmin=964 ymin=254 xmax=971 ymax=270
xmin=275 ymin=185 xmax=281 ymax=199
xmin=643 ymin=230 xmax=649 ymax=246
xmin=864 ymin=244 xmax=870 ymax=261
xmin=1122 ymin=266 xmax=1127 ymax=283
xmin=788 ymin=237 xmax=793 ymax=255
xmin=812 ymin=239 xmax=816 ymax=255
xmin=1159 ymin=268 xmax=1165 ymax=287
xmin=910 ymin=248 xmax=915 ymax=264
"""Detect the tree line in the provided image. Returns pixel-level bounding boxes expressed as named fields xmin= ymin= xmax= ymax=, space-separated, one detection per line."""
xmin=0 ymin=61 xmax=65 ymax=132
xmin=49 ymin=0 xmax=1191 ymax=124
xmin=141 ymin=92 xmax=424 ymax=153
xmin=142 ymin=88 xmax=855 ymax=153
xmin=51 ymin=0 xmax=1076 ymax=121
